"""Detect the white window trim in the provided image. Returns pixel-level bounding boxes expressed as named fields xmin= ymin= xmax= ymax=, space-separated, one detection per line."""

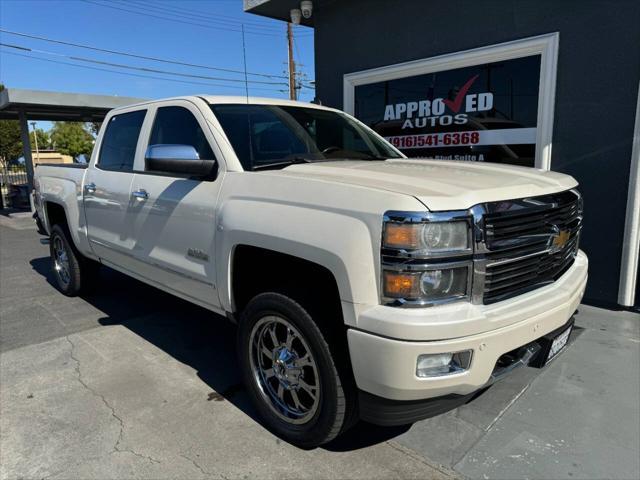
xmin=343 ymin=33 xmax=559 ymax=170
xmin=618 ymin=81 xmax=640 ymax=307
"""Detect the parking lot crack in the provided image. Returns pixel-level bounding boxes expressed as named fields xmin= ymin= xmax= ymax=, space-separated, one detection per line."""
xmin=180 ymin=453 xmax=219 ymax=478
xmin=385 ymin=440 xmax=459 ymax=478
xmin=65 ymin=335 xmax=161 ymax=465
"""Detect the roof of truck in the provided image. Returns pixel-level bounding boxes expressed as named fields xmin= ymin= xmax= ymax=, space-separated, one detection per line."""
xmin=110 ymin=95 xmax=335 ymax=113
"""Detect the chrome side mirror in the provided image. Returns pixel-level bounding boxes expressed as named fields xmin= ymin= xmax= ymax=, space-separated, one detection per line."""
xmin=145 ymin=144 xmax=217 ymax=177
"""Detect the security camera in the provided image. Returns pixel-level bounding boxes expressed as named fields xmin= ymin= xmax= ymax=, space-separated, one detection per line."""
xmin=290 ymin=8 xmax=302 ymax=25
xmin=300 ymin=0 xmax=313 ymax=19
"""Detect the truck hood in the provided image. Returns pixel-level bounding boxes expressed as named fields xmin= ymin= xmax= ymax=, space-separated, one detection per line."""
xmin=276 ymin=159 xmax=578 ymax=211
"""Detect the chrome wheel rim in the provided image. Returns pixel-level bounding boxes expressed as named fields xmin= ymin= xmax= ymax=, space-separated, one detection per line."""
xmin=52 ymin=236 xmax=71 ymax=288
xmin=249 ymin=315 xmax=320 ymax=425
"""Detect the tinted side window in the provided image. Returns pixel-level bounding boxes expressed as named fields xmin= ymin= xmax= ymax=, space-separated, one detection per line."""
xmin=98 ymin=110 xmax=146 ymax=171
xmin=149 ymin=106 xmax=214 ymax=160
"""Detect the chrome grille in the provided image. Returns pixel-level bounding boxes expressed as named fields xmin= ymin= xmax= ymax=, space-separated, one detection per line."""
xmin=481 ymin=190 xmax=582 ymax=305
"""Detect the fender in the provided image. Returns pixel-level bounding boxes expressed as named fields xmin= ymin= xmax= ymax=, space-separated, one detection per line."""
xmin=217 ymin=198 xmax=381 ymax=326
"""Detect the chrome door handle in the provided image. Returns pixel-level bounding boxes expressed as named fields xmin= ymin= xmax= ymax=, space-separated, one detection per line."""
xmin=132 ymin=189 xmax=148 ymax=200
xmin=84 ymin=182 xmax=96 ymax=194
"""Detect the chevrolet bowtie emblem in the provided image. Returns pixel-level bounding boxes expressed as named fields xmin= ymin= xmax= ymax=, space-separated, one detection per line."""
xmin=550 ymin=229 xmax=570 ymax=252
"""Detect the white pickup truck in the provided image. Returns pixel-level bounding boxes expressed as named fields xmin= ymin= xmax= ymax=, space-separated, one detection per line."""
xmin=33 ymin=96 xmax=587 ymax=447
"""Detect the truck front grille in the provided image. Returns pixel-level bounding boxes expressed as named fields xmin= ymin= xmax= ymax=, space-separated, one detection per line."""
xmin=480 ymin=190 xmax=582 ymax=305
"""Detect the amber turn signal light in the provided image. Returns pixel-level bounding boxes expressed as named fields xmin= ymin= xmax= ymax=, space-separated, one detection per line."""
xmin=383 ymin=223 xmax=422 ymax=249
xmin=383 ymin=271 xmax=422 ymax=298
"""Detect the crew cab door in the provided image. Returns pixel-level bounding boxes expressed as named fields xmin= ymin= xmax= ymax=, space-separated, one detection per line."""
xmin=84 ymin=108 xmax=147 ymax=265
xmin=127 ymin=100 xmax=225 ymax=310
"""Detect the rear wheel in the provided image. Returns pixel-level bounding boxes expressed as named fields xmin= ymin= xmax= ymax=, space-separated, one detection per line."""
xmin=49 ymin=224 xmax=98 ymax=296
xmin=238 ymin=292 xmax=354 ymax=447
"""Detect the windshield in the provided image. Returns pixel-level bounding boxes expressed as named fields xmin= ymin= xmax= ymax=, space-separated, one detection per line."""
xmin=209 ymin=104 xmax=403 ymax=171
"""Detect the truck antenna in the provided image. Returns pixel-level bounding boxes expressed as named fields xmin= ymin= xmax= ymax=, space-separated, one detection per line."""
xmin=241 ymin=24 xmax=253 ymax=166
xmin=241 ymin=24 xmax=249 ymax=101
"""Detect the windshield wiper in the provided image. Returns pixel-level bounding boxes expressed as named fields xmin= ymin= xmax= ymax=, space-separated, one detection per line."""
xmin=251 ymin=156 xmax=315 ymax=171
xmin=361 ymin=153 xmax=388 ymax=160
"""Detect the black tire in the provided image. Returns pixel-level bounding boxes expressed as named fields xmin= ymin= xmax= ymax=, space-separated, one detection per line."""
xmin=238 ymin=292 xmax=354 ymax=448
xmin=34 ymin=212 xmax=47 ymax=236
xmin=49 ymin=224 xmax=98 ymax=296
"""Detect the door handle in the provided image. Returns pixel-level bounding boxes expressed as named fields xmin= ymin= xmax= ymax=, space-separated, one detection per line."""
xmin=132 ymin=189 xmax=148 ymax=201
xmin=84 ymin=182 xmax=96 ymax=194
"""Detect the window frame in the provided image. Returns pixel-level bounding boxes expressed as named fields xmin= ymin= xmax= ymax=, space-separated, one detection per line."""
xmin=132 ymin=99 xmax=224 ymax=180
xmin=343 ymin=33 xmax=559 ymax=170
xmin=147 ymin=105 xmax=216 ymax=163
xmin=94 ymin=108 xmax=148 ymax=173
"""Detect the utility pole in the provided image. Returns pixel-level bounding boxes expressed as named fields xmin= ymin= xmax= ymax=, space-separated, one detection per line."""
xmin=29 ymin=121 xmax=40 ymax=165
xmin=287 ymin=22 xmax=297 ymax=101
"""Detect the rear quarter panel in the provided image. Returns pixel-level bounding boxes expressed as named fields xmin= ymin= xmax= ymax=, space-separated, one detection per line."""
xmin=35 ymin=165 xmax=93 ymax=256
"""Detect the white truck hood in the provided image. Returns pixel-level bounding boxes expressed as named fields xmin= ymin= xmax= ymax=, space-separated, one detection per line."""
xmin=277 ymin=159 xmax=578 ymax=211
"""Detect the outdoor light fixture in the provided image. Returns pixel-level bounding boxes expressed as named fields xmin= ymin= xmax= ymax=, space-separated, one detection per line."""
xmin=416 ymin=350 xmax=473 ymax=378
xmin=290 ymin=8 xmax=302 ymax=25
xmin=300 ymin=1 xmax=313 ymax=19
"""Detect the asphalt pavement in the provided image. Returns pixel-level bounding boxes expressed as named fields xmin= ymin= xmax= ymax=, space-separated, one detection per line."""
xmin=1 ymin=211 xmax=638 ymax=480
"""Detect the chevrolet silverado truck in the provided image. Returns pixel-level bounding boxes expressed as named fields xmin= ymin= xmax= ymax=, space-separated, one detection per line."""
xmin=33 ymin=96 xmax=587 ymax=447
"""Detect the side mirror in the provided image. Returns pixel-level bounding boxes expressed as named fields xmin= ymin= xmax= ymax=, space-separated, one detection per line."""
xmin=145 ymin=144 xmax=217 ymax=177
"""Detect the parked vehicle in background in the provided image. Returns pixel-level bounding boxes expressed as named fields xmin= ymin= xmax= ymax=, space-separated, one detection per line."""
xmin=33 ymin=96 xmax=587 ymax=447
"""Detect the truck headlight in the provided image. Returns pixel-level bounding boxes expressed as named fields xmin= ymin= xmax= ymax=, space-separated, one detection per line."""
xmin=382 ymin=212 xmax=473 ymax=307
xmin=383 ymin=265 xmax=470 ymax=304
xmin=384 ymin=221 xmax=469 ymax=254
xmin=421 ymin=267 xmax=468 ymax=300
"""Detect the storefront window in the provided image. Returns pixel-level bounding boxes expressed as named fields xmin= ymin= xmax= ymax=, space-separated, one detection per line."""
xmin=354 ymin=55 xmax=541 ymax=166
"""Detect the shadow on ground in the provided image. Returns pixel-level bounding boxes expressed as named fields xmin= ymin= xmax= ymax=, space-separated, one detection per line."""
xmin=29 ymin=257 xmax=408 ymax=451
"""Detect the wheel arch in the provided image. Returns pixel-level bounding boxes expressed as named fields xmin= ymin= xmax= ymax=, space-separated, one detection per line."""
xmin=229 ymin=243 xmax=347 ymax=321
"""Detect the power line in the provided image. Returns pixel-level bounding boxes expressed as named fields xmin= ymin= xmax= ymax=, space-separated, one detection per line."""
xmin=0 ymin=49 xmax=288 ymax=93
xmin=111 ymin=0 xmax=282 ymax=33
xmin=0 ymin=42 xmax=289 ymax=86
xmin=81 ymin=0 xmax=289 ymax=38
xmin=0 ymin=29 xmax=289 ymax=79
xmin=134 ymin=0 xmax=282 ymax=28
xmin=127 ymin=0 xmax=312 ymax=37
xmin=126 ymin=0 xmax=284 ymax=31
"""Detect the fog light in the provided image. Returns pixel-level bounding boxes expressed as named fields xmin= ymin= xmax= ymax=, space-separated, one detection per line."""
xmin=416 ymin=350 xmax=472 ymax=378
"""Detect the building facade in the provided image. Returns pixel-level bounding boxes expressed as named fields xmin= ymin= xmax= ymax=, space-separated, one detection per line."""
xmin=246 ymin=0 xmax=640 ymax=309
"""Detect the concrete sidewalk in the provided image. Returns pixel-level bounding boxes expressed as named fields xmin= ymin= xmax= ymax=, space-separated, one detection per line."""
xmin=1 ymin=212 xmax=638 ymax=479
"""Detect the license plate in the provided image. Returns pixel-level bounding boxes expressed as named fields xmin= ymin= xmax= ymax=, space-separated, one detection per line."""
xmin=546 ymin=326 xmax=572 ymax=363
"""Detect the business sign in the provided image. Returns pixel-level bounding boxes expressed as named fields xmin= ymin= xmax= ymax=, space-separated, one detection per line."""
xmin=353 ymin=55 xmax=541 ymax=166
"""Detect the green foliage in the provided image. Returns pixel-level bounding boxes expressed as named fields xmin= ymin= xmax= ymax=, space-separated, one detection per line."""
xmin=50 ymin=122 xmax=95 ymax=160
xmin=89 ymin=122 xmax=102 ymax=136
xmin=0 ymin=85 xmax=23 ymax=166
xmin=30 ymin=128 xmax=51 ymax=151
xmin=0 ymin=120 xmax=22 ymax=167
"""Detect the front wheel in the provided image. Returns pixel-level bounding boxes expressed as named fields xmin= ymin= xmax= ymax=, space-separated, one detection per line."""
xmin=238 ymin=292 xmax=353 ymax=447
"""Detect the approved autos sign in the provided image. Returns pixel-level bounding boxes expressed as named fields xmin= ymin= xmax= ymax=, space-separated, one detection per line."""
xmin=353 ymin=55 xmax=542 ymax=167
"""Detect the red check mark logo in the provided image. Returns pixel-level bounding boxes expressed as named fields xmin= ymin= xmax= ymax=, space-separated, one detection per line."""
xmin=443 ymin=74 xmax=479 ymax=113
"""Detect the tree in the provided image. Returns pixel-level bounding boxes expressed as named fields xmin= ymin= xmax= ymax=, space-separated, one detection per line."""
xmin=50 ymin=122 xmax=95 ymax=160
xmin=89 ymin=122 xmax=102 ymax=136
xmin=30 ymin=128 xmax=51 ymax=151
xmin=0 ymin=85 xmax=23 ymax=169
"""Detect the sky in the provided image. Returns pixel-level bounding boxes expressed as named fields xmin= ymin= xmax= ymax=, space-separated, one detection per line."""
xmin=0 ymin=0 xmax=315 ymax=131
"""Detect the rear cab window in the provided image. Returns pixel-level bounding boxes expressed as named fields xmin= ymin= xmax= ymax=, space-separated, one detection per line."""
xmin=98 ymin=110 xmax=146 ymax=171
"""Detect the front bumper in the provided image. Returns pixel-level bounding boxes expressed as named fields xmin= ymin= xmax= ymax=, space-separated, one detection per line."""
xmin=348 ymin=250 xmax=587 ymax=402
